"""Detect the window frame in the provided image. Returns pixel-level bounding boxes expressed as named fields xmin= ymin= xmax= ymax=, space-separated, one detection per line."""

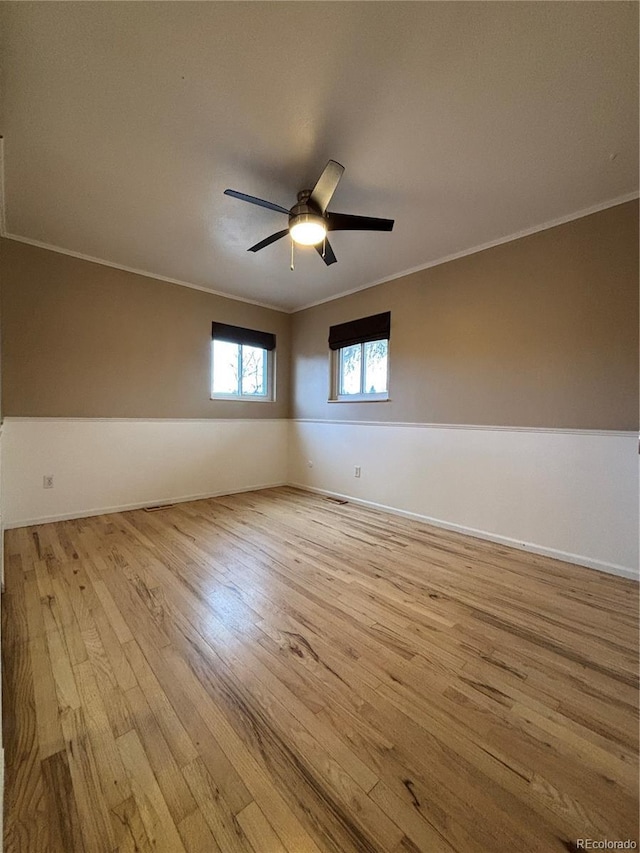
xmin=210 ymin=339 xmax=276 ymax=402
xmin=329 ymin=338 xmax=390 ymax=403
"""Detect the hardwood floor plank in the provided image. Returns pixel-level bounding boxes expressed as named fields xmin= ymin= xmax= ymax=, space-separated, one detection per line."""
xmin=73 ymin=659 xmax=132 ymax=809
xmin=182 ymin=756 xmax=254 ymax=853
xmin=159 ymin=602 xmax=400 ymax=849
xmin=111 ymin=794 xmax=154 ymax=853
xmin=2 ymin=581 xmax=50 ymax=852
xmin=91 ymin=577 xmax=134 ymax=644
xmin=46 ymin=573 xmax=89 ymax=666
xmin=150 ymin=595 xmax=400 ymax=850
xmin=124 ymin=684 xmax=198 ymax=824
xmin=122 ymin=639 xmax=199 ymax=768
xmin=87 ymin=602 xmax=138 ymax=692
xmin=3 ymin=554 xmax=28 ymax=650
xmin=60 ymin=706 xmax=116 ymax=853
xmin=28 ymin=632 xmax=65 ymax=760
xmin=21 ymin=568 xmax=66 ymax=758
xmin=116 ymin=729 xmax=188 ymax=853
xmin=3 ymin=488 xmax=638 ymax=853
xmin=135 ymin=641 xmax=254 ymax=814
xmin=369 ymin=779 xmax=456 ymax=853
xmin=157 ymin=646 xmax=325 ymax=853
xmin=80 ymin=622 xmax=134 ymax=738
xmin=46 ymin=622 xmax=81 ymax=712
xmin=236 ymin=800 xmax=289 ymax=853
xmin=177 ymin=808 xmax=223 ymax=853
xmin=41 ymin=749 xmax=86 ymax=852
xmin=119 ymin=533 xmax=382 ymax=799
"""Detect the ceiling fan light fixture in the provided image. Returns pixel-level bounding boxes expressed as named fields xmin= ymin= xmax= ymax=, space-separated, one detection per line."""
xmin=289 ymin=213 xmax=327 ymax=246
xmin=224 ymin=159 xmax=393 ymax=266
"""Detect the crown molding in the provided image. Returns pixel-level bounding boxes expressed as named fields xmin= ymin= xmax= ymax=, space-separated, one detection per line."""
xmin=293 ymin=190 xmax=640 ymax=312
xmin=1 ymin=152 xmax=637 ymax=315
xmin=0 ymin=231 xmax=285 ymax=312
xmin=0 ymin=136 xmax=284 ymax=312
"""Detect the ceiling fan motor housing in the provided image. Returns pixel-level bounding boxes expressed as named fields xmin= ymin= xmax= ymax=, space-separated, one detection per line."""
xmin=289 ymin=190 xmax=324 ymax=226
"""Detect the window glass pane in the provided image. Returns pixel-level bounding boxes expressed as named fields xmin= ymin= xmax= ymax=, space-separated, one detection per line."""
xmin=212 ymin=340 xmax=240 ymax=394
xmin=363 ymin=339 xmax=388 ymax=393
xmin=339 ymin=344 xmax=362 ymax=395
xmin=241 ymin=345 xmax=267 ymax=396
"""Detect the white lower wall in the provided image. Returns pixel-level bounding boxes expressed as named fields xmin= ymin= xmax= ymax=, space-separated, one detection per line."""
xmin=3 ymin=417 xmax=637 ymax=579
xmin=288 ymin=420 xmax=639 ymax=579
xmin=2 ymin=418 xmax=289 ymax=527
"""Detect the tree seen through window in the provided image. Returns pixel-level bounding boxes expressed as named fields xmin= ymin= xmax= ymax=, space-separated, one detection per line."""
xmin=339 ymin=340 xmax=388 ymax=396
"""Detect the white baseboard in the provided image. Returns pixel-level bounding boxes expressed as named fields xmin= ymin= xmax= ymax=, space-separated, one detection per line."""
xmin=2 ymin=417 xmax=636 ymax=581
xmin=290 ymin=482 xmax=639 ymax=581
xmin=1 ymin=418 xmax=290 ymax=529
xmin=4 ymin=477 xmax=638 ymax=581
xmin=4 ymin=481 xmax=287 ymax=529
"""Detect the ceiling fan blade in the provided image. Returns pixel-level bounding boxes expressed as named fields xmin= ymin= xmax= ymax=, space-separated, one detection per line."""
xmin=315 ymin=239 xmax=337 ymax=266
xmin=247 ymin=229 xmax=289 ymax=253
xmin=309 ymin=160 xmax=345 ymax=213
xmin=224 ymin=189 xmax=289 ymax=215
xmin=326 ymin=212 xmax=394 ymax=232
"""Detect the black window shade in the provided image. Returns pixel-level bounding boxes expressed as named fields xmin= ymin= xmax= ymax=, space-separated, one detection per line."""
xmin=212 ymin=322 xmax=276 ymax=351
xmin=328 ymin=311 xmax=390 ymax=351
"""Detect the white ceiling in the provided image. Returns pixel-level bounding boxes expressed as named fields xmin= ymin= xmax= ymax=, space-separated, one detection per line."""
xmin=1 ymin=2 xmax=638 ymax=312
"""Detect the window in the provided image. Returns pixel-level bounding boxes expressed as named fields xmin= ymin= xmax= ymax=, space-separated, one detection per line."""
xmin=211 ymin=322 xmax=275 ymax=401
xmin=329 ymin=311 xmax=390 ymax=401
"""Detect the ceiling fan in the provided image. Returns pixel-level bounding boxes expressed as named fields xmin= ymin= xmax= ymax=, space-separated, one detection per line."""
xmin=224 ymin=160 xmax=394 ymax=266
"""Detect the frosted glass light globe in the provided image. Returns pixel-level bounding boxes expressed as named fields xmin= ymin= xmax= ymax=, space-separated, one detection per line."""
xmin=289 ymin=215 xmax=327 ymax=246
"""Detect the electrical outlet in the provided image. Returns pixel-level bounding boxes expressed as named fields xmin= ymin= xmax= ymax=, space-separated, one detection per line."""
xmin=354 ymin=466 xmax=361 ymax=478
xmin=43 ymin=475 xmax=54 ymax=489
xmin=307 ymin=460 xmax=314 ymax=468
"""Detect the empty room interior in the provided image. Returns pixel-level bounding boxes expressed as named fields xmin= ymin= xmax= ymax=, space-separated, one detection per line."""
xmin=0 ymin=2 xmax=638 ymax=852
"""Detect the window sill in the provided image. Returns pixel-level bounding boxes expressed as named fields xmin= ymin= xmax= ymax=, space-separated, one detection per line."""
xmin=210 ymin=396 xmax=274 ymax=403
xmin=328 ymin=396 xmax=390 ymax=403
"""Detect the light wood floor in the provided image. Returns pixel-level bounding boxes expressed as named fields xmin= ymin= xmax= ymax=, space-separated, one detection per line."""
xmin=3 ymin=487 xmax=638 ymax=852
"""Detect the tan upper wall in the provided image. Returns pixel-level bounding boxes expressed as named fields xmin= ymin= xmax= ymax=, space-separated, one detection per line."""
xmin=0 ymin=239 xmax=291 ymax=418
xmin=291 ymin=201 xmax=639 ymax=430
xmin=3 ymin=201 xmax=638 ymax=428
